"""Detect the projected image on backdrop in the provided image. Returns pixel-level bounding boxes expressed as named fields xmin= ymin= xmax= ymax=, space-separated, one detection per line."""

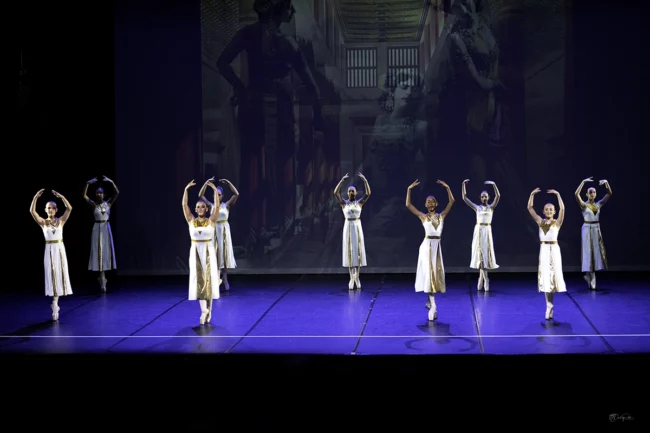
xmin=193 ymin=0 xmax=573 ymax=274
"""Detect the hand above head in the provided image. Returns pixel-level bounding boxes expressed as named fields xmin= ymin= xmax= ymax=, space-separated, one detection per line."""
xmin=357 ymin=173 xmax=366 ymax=180
xmin=35 ymin=189 xmax=45 ymax=197
xmin=219 ymin=179 xmax=230 ymax=184
xmin=342 ymin=173 xmax=349 ymax=180
xmin=88 ymin=177 xmax=97 ymax=184
xmin=547 ymin=189 xmax=559 ymax=195
xmin=102 ymin=175 xmax=112 ymax=182
xmin=205 ymin=176 xmax=215 ymax=184
xmin=531 ymin=187 xmax=541 ymax=194
xmin=436 ymin=179 xmax=449 ymax=188
xmin=599 ymin=179 xmax=608 ymax=186
xmin=583 ymin=177 xmax=594 ymax=183
xmin=462 ymin=179 xmax=470 ymax=184
xmin=484 ymin=180 xmax=495 ymax=185
xmin=185 ymin=180 xmax=196 ymax=190
xmin=52 ymin=190 xmax=61 ymax=198
xmin=408 ymin=180 xmax=420 ymax=189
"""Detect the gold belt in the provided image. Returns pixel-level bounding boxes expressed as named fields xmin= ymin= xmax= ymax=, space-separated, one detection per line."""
xmin=95 ymin=220 xmax=108 ymax=223
xmin=583 ymin=221 xmax=599 ymax=224
xmin=426 ymin=235 xmax=440 ymax=239
xmin=192 ymin=239 xmax=211 ymax=243
xmin=217 ymin=220 xmax=228 ymax=224
xmin=540 ymin=241 xmax=557 ymax=244
xmin=476 ymin=223 xmax=490 ymax=226
xmin=46 ymin=240 xmax=62 ymax=244
xmin=347 ymin=218 xmax=359 ymax=221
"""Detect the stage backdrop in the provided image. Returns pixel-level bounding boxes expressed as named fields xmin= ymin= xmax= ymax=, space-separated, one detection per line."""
xmin=115 ymin=0 xmax=648 ymax=275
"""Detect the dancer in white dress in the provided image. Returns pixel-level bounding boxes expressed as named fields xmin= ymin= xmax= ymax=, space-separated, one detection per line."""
xmin=406 ymin=179 xmax=455 ymax=321
xmin=527 ymin=188 xmax=566 ymax=320
xmin=83 ymin=176 xmax=119 ymax=292
xmin=574 ymin=177 xmax=612 ymax=289
xmin=30 ymin=188 xmax=73 ymax=321
xmin=199 ymin=177 xmax=239 ymax=290
xmin=183 ymin=179 xmax=221 ymax=325
xmin=333 ymin=173 xmax=371 ymax=289
xmin=461 ymin=179 xmax=500 ymax=291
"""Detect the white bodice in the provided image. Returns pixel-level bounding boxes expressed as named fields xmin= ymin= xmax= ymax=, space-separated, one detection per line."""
xmin=475 ymin=205 xmax=493 ymax=224
xmin=43 ymin=219 xmax=64 ymax=242
xmin=539 ymin=221 xmax=560 ymax=242
xmin=217 ymin=203 xmax=230 ymax=222
xmin=342 ymin=201 xmax=362 ymax=219
xmin=581 ymin=203 xmax=600 ymax=222
xmin=93 ymin=202 xmax=110 ymax=222
xmin=423 ymin=214 xmax=444 ymax=237
xmin=189 ymin=219 xmax=215 ymax=241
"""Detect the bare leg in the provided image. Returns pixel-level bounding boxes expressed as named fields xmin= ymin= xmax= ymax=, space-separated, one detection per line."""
xmin=222 ymin=269 xmax=230 ymax=291
xmin=354 ymin=266 xmax=361 ymax=289
xmin=51 ymin=296 xmax=60 ymax=321
xmin=98 ymin=271 xmax=107 ymax=292
xmin=206 ymin=299 xmax=213 ymax=323
xmin=544 ymin=292 xmax=555 ymax=320
xmin=199 ymin=300 xmax=209 ymax=324
xmin=428 ymin=293 xmax=437 ymax=321
xmin=483 ymin=268 xmax=490 ymax=291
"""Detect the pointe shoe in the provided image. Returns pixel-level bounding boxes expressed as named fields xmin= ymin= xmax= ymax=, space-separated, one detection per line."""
xmin=583 ymin=274 xmax=591 ymax=288
xmin=428 ymin=306 xmax=437 ymax=321
xmin=51 ymin=304 xmax=60 ymax=321
xmin=348 ymin=278 xmax=354 ymax=290
xmin=425 ymin=301 xmax=431 ymax=309
xmin=200 ymin=309 xmax=209 ymax=325
xmin=545 ymin=304 xmax=553 ymax=320
xmin=206 ymin=309 xmax=212 ymax=323
xmin=591 ymin=274 xmax=596 ymax=289
xmin=477 ymin=275 xmax=484 ymax=291
xmin=224 ymin=282 xmax=230 ymax=291
xmin=354 ymin=275 xmax=361 ymax=289
xmin=484 ymin=278 xmax=490 ymax=292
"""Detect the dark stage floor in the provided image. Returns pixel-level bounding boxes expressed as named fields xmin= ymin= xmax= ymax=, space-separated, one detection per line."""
xmin=1 ymin=272 xmax=648 ymax=355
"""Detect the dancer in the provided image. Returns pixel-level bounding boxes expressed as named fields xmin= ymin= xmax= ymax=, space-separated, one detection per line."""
xmin=406 ymin=179 xmax=455 ymax=321
xmin=575 ymin=177 xmax=612 ymax=289
xmin=83 ymin=176 xmax=119 ymax=292
xmin=183 ymin=179 xmax=221 ymax=325
xmin=198 ymin=177 xmax=239 ymax=290
xmin=30 ymin=189 xmax=73 ymax=321
xmin=527 ymin=188 xmax=566 ymax=320
xmin=333 ymin=173 xmax=371 ymax=289
xmin=461 ymin=179 xmax=500 ymax=291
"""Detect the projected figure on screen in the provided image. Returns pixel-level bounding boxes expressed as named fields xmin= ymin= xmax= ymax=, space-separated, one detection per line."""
xmin=198 ymin=177 xmax=239 ymax=291
xmin=333 ymin=173 xmax=371 ymax=290
xmin=30 ymin=189 xmax=73 ymax=321
xmin=216 ymin=0 xmax=323 ymax=257
xmin=575 ymin=177 xmax=612 ymax=289
xmin=406 ymin=179 xmax=455 ymax=321
xmin=461 ymin=179 xmax=499 ymax=291
xmin=83 ymin=176 xmax=118 ymax=292
xmin=426 ymin=0 xmax=530 ymax=245
xmin=527 ymin=188 xmax=566 ymax=320
xmin=182 ymin=180 xmax=221 ymax=325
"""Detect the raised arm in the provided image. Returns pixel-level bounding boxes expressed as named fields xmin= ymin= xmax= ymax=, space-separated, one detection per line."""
xmin=52 ymin=190 xmax=72 ymax=224
xmin=333 ymin=174 xmax=348 ymax=207
xmin=485 ymin=180 xmax=501 ymax=209
xmin=574 ymin=177 xmax=592 ymax=208
xmin=548 ymin=189 xmax=565 ymax=227
xmin=30 ymin=189 xmax=46 ymax=226
xmin=438 ymin=180 xmax=455 ymax=218
xmin=357 ymin=173 xmax=371 ymax=206
xmin=406 ymin=180 xmax=426 ymax=219
xmin=461 ymin=179 xmax=478 ymax=210
xmin=198 ymin=177 xmax=215 ymax=210
xmin=103 ymin=176 xmax=120 ymax=207
xmin=182 ymin=180 xmax=196 ymax=223
xmin=82 ymin=177 xmax=98 ymax=206
xmin=207 ymin=181 xmax=221 ymax=224
xmin=597 ymin=179 xmax=613 ymax=207
xmin=527 ymin=188 xmax=542 ymax=225
xmin=221 ymin=179 xmax=239 ymax=207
